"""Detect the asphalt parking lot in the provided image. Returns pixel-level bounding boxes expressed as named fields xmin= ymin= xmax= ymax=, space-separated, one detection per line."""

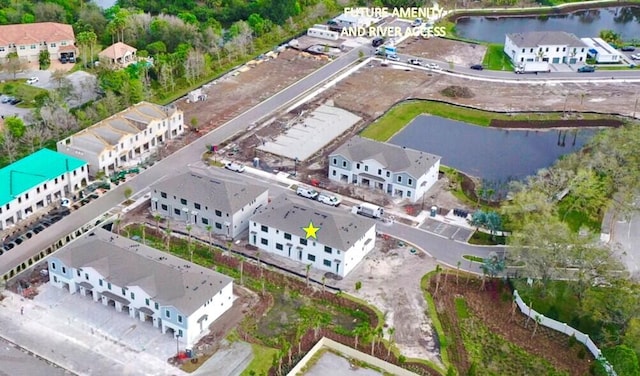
xmin=420 ymin=218 xmax=473 ymax=242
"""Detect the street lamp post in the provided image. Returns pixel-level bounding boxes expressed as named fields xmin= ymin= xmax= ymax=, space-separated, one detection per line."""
xmin=634 ymin=96 xmax=639 ymax=118
xmin=294 ymin=157 xmax=298 ymax=176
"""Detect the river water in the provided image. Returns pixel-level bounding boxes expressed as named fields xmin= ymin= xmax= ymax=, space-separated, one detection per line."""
xmin=455 ymin=7 xmax=640 ymax=43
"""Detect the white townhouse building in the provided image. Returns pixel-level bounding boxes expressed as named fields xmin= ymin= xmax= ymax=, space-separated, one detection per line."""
xmin=328 ymin=136 xmax=441 ymax=203
xmin=249 ymin=194 xmax=376 ymax=277
xmin=504 ymin=31 xmax=588 ymax=66
xmin=57 ymin=102 xmax=184 ymax=176
xmin=47 ymin=228 xmax=234 ymax=347
xmin=0 ymin=149 xmax=88 ymax=231
xmin=150 ymin=171 xmax=269 ymax=239
xmin=0 ymin=22 xmax=77 ymax=63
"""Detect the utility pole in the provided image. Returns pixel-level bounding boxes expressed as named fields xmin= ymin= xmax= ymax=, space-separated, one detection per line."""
xmin=633 ymin=96 xmax=639 ymax=119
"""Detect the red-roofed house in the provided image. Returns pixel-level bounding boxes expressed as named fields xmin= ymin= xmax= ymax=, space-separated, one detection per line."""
xmin=98 ymin=42 xmax=138 ymax=68
xmin=0 ymin=22 xmax=77 ymax=63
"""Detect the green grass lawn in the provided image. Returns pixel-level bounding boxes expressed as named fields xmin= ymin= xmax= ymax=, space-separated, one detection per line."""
xmin=468 ymin=231 xmax=507 ymax=245
xmin=359 ymin=101 xmax=611 ymax=142
xmin=482 ymin=44 xmax=514 ymax=71
xmin=240 ymin=343 xmax=278 ymax=376
xmin=0 ymin=80 xmax=49 ymax=108
xmin=556 ymin=197 xmax=602 ymax=233
xmin=463 ymin=255 xmax=484 ymax=263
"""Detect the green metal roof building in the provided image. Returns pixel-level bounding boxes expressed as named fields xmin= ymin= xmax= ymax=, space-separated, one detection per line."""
xmin=1 ymin=149 xmax=88 ymax=230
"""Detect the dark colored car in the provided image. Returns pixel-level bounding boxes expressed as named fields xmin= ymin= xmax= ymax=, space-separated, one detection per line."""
xmin=621 ymin=46 xmax=636 ymax=52
xmin=9 ymin=98 xmax=22 ymax=105
xmin=372 ymin=37 xmax=384 ymax=47
xmin=470 ymin=64 xmax=484 ymax=70
xmin=60 ymin=56 xmax=68 ymax=64
xmin=577 ymin=65 xmax=596 ymax=73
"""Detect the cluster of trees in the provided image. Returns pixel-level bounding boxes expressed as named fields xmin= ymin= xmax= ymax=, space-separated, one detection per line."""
xmin=499 ymin=123 xmax=640 ymax=368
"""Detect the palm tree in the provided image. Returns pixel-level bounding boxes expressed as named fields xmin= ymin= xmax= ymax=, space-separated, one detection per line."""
xmin=305 ymin=264 xmax=312 ymax=286
xmin=387 ymin=327 xmax=395 ymax=358
xmin=237 ymin=254 xmax=245 ymax=285
xmin=186 ymin=224 xmax=193 ymax=262
xmin=371 ymin=327 xmax=383 ymax=356
xmin=226 ymin=240 xmax=233 ymax=256
xmin=154 ymin=214 xmax=162 ymax=236
xmin=141 ymin=223 xmax=146 ymax=244
xmin=164 ymin=223 xmax=172 ymax=252
xmin=113 ymin=217 xmax=121 ymax=235
xmin=321 ymin=276 xmax=326 ymax=292
xmin=434 ymin=265 xmax=443 ymax=295
xmin=353 ymin=322 xmax=370 ymax=349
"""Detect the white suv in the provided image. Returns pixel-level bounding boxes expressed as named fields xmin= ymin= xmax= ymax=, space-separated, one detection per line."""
xmin=225 ymin=162 xmax=245 ymax=173
xmin=26 ymin=77 xmax=39 ymax=84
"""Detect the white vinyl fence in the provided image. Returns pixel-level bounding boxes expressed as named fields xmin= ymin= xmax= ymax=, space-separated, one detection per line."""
xmin=513 ymin=290 xmax=617 ymax=376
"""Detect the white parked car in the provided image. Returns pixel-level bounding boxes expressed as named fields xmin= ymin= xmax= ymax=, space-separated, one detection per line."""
xmin=427 ymin=63 xmax=441 ymax=70
xmin=224 ymin=162 xmax=245 ymax=173
xmin=632 ymin=54 xmax=640 ymax=60
xmin=387 ymin=55 xmax=400 ymax=62
xmin=26 ymin=77 xmax=39 ymax=84
xmin=317 ymin=193 xmax=341 ymax=207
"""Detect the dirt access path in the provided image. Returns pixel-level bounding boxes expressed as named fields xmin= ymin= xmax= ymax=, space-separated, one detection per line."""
xmin=177 ymin=49 xmax=327 ymax=133
xmin=399 ymin=37 xmax=487 ymax=67
xmin=337 ymin=237 xmax=442 ymax=366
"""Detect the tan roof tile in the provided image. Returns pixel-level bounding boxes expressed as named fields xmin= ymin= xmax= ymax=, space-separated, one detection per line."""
xmin=0 ymin=22 xmax=75 ymax=46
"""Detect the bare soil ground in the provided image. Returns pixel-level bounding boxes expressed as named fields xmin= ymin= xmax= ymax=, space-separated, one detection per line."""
xmin=319 ymin=62 xmax=640 ymax=121
xmin=337 ymin=237 xmax=441 ymax=365
xmin=398 ymin=37 xmax=487 ymax=66
xmin=428 ymin=276 xmax=592 ymax=376
xmin=177 ymin=49 xmax=327 ymax=133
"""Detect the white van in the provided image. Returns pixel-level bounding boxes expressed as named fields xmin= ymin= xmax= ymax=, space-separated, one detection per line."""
xmin=317 ymin=193 xmax=341 ymax=207
xmin=296 ymin=187 xmax=319 ymax=199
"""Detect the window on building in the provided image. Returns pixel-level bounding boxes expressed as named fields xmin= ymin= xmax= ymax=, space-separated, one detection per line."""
xmin=130 ymin=292 xmax=135 ymax=299
xmin=50 ymin=43 xmax=56 ymax=47
xmin=122 ymin=288 xmax=126 ymax=296
xmin=545 ymin=47 xmax=549 ymax=52
xmin=51 ymin=262 xmax=56 ymax=270
xmin=356 ymin=163 xmax=360 ymax=169
xmin=77 ymin=270 xmax=81 ymax=277
xmin=364 ymin=165 xmax=368 ymax=172
xmin=324 ymin=246 xmax=332 ymax=254
xmin=215 ymin=210 xmax=222 ymax=217
xmin=307 ymin=254 xmax=316 ymax=262
xmin=174 ymin=208 xmax=181 ymax=215
xmin=178 ymin=315 xmax=183 ymax=323
xmin=180 ymin=198 xmax=187 ymax=205
xmin=215 ymin=222 xmax=222 ymax=229
xmin=261 ymin=238 xmax=268 ymax=246
xmin=99 ymin=279 xmax=103 ymax=286
xmin=332 ymin=158 xmax=337 ymax=165
xmin=377 ymin=169 xmax=382 ymax=175
xmin=261 ymin=225 xmax=268 ymax=232
xmin=62 ymin=267 xmax=66 ymax=273
xmin=202 ymin=217 xmax=209 ymax=225
xmin=332 ymin=170 xmax=336 ymax=176
xmin=556 ymin=47 xmax=559 ymax=52
xmin=386 ymin=171 xmax=390 ymax=177
xmin=397 ymin=176 xmax=402 ymax=183
xmin=85 ymin=273 xmax=89 ymax=280
xmin=323 ymin=259 xmax=332 ymax=266
xmin=161 ymin=204 xmax=168 ymax=211
xmin=155 ymin=302 xmax=159 ymax=310
xmin=108 ymin=282 xmax=112 ymax=290
xmin=19 ymin=46 xmax=25 ymax=50
xmin=342 ymin=161 xmax=347 ymax=168
xmin=284 ymin=233 xmax=292 ymax=240
xmin=408 ymin=178 xmax=413 ymax=185
xmin=178 ymin=329 xmax=183 ymax=337
xmin=530 ymin=48 xmax=534 ymax=53
xmin=300 ymin=238 xmax=307 ymax=245
xmin=276 ymin=243 xmax=283 ymax=250
xmin=165 ymin=310 xmax=170 ymax=318
xmin=160 ymin=192 xmax=167 ymax=198
xmin=407 ymin=191 xmax=412 ymax=197
xmin=145 ymin=298 xmax=150 ymax=306
xmin=194 ymin=203 xmax=201 ymax=210
xmin=563 ymin=47 xmax=566 ymax=52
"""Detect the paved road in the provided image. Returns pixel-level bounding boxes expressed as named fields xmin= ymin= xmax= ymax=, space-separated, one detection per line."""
xmin=611 ymin=207 xmax=640 ymax=278
xmin=0 ymin=47 xmax=364 ymax=277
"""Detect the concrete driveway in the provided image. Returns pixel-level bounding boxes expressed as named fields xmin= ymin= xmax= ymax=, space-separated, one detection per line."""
xmin=0 ymin=101 xmax=32 ymax=120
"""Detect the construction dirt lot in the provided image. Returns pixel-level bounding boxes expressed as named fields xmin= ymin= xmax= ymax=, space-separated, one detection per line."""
xmin=177 ymin=49 xmax=328 ymax=132
xmin=337 ymin=238 xmax=442 ymax=366
xmin=398 ymin=37 xmax=487 ymax=66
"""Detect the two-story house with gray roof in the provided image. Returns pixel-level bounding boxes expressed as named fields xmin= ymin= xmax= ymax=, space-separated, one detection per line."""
xmin=328 ymin=136 xmax=441 ymax=203
xmin=47 ymin=228 xmax=234 ymax=346
xmin=56 ymin=101 xmax=183 ymax=176
xmin=504 ymin=31 xmax=588 ymax=66
xmin=150 ymin=171 xmax=268 ymax=239
xmin=249 ymin=194 xmax=376 ymax=277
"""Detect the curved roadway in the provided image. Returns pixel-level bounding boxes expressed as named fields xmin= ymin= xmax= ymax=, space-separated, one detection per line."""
xmin=3 ymin=40 xmax=622 ymax=276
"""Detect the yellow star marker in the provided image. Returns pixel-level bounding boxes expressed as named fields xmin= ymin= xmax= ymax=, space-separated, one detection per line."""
xmin=302 ymin=221 xmax=320 ymax=239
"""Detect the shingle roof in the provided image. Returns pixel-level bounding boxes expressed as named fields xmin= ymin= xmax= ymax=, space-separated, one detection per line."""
xmin=330 ymin=136 xmax=440 ymax=178
xmin=98 ymin=42 xmax=137 ymax=60
xmin=61 ymin=101 xmax=177 ymax=153
xmin=151 ymin=171 xmax=268 ymax=214
xmin=0 ymin=22 xmax=75 ymax=46
xmin=0 ymin=149 xmax=87 ymax=206
xmin=55 ymin=228 xmax=233 ymax=316
xmin=251 ymin=194 xmax=376 ymax=251
xmin=507 ymin=31 xmax=587 ymax=48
